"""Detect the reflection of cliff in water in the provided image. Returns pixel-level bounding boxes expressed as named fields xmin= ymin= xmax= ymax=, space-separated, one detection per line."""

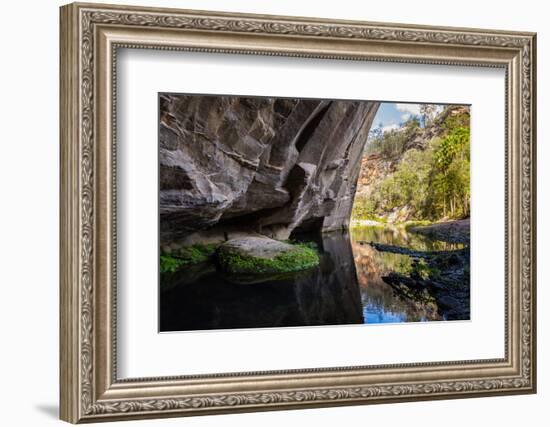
xmin=350 ymin=225 xmax=465 ymax=323
xmin=160 ymin=232 xmax=363 ymax=332
xmin=352 ymin=242 xmax=440 ymax=323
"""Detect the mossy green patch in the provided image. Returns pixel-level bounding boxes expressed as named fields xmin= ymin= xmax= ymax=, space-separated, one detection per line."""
xmin=160 ymin=244 xmax=218 ymax=273
xmin=174 ymin=244 xmax=217 ymax=263
xmin=217 ymin=243 xmax=319 ymax=275
xmin=160 ymin=254 xmax=187 ymax=273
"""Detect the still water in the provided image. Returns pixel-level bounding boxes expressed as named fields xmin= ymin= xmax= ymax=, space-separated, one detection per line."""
xmin=160 ymin=227 xmax=463 ymax=332
xmin=350 ymin=226 xmax=463 ymax=324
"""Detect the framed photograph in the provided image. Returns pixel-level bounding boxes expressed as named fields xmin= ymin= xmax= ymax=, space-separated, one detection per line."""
xmin=60 ymin=2 xmax=537 ymax=423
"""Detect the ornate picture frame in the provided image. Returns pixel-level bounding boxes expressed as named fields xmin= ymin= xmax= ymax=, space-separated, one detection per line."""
xmin=60 ymin=2 xmax=536 ymax=423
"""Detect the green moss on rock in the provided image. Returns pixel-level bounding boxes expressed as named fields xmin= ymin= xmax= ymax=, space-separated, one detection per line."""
xmin=217 ymin=239 xmax=319 ymax=275
xmin=160 ymin=244 xmax=218 ymax=273
xmin=160 ymin=254 xmax=186 ymax=273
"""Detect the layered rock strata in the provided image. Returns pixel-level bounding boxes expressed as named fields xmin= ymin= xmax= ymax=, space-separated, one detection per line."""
xmin=160 ymin=94 xmax=379 ymax=246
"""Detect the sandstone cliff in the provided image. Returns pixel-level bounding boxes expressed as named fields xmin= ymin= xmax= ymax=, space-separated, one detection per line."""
xmin=159 ymin=94 xmax=379 ymax=246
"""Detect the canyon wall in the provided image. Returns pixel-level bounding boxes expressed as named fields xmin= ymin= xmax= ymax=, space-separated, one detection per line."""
xmin=159 ymin=94 xmax=379 ymax=246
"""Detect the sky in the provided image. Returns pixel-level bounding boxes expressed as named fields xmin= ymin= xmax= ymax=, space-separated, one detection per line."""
xmin=371 ymin=102 xmax=444 ymax=134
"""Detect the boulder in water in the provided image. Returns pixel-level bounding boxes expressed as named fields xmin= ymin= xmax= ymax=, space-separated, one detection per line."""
xmin=217 ymin=236 xmax=319 ymax=275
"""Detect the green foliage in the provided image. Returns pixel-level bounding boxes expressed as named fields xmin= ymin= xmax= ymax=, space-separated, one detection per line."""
xmin=382 ymin=147 xmax=432 ymax=212
xmin=354 ymin=107 xmax=471 ymax=222
xmin=378 ymin=253 xmax=413 ymax=276
xmin=409 ymin=259 xmax=441 ymax=280
xmin=366 ymin=118 xmax=420 ymax=158
xmin=443 ymin=110 xmax=470 ymax=131
xmin=351 ymin=197 xmax=376 ymax=220
xmin=218 ymin=243 xmax=320 ymax=275
xmin=174 ymin=244 xmax=217 ymax=264
xmin=434 ymin=127 xmax=470 ymax=169
xmin=160 ymin=244 xmax=218 ymax=273
xmin=160 ymin=255 xmax=187 ymax=273
xmin=430 ymin=125 xmax=470 ymax=218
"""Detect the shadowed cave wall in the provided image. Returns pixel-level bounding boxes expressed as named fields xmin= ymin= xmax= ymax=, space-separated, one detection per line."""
xmin=159 ymin=94 xmax=379 ymax=248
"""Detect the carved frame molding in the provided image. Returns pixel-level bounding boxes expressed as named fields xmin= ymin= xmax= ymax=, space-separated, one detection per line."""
xmin=60 ymin=2 xmax=536 ymax=423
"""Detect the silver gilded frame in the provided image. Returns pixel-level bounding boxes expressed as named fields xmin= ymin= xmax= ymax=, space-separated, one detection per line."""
xmin=60 ymin=2 xmax=536 ymax=423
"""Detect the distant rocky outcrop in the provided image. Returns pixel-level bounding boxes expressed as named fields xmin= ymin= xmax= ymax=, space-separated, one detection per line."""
xmin=160 ymin=94 xmax=379 ymax=246
xmin=354 ymin=105 xmax=469 ymax=223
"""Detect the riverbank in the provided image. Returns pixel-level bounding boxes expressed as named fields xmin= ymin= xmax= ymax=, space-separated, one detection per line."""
xmin=372 ymin=244 xmax=470 ymax=320
xmin=366 ymin=219 xmax=470 ymax=320
xmin=350 ymin=219 xmax=388 ymax=228
xmin=408 ymin=218 xmax=470 ymax=244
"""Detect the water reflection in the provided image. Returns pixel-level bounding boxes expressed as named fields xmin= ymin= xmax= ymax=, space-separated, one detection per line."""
xmin=351 ymin=226 xmax=464 ymax=252
xmin=350 ymin=226 xmax=464 ymax=323
xmin=351 ymin=237 xmax=438 ymax=323
xmin=160 ymin=232 xmax=363 ymax=332
xmin=160 ymin=227 xmax=461 ymax=332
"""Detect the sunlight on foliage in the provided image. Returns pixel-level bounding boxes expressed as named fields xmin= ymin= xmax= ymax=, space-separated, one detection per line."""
xmin=353 ymin=108 xmax=470 ymax=222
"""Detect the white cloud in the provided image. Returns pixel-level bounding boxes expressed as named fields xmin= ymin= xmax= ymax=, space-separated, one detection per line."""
xmin=395 ymin=103 xmax=447 ymax=123
xmin=395 ymin=103 xmax=421 ymax=119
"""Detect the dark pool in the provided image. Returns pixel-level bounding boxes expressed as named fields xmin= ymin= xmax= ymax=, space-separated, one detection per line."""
xmin=159 ymin=227 xmax=464 ymax=332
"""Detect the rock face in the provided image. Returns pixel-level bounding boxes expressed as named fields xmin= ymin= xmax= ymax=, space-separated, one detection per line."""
xmin=354 ymin=153 xmax=396 ymax=204
xmin=160 ymin=94 xmax=379 ymax=244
